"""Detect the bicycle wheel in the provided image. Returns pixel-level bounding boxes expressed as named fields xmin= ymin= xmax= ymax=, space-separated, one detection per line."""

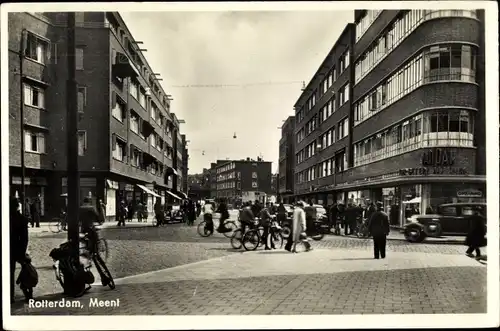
xmin=197 ymin=221 xmax=212 ymax=237
xmin=270 ymin=231 xmax=284 ymax=249
xmin=93 ymin=254 xmax=115 ymax=290
xmin=242 ymin=229 xmax=260 ymax=251
xmin=49 ymin=218 xmax=62 ymax=233
xmin=230 ymin=229 xmax=243 ymax=249
xmin=98 ymin=238 xmax=109 ymax=262
xmin=281 ymin=226 xmax=291 ymax=239
xmin=222 ymin=221 xmax=238 ymax=238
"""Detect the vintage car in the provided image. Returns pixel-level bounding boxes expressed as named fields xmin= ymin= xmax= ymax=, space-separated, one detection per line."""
xmin=403 ymin=202 xmax=486 ymax=243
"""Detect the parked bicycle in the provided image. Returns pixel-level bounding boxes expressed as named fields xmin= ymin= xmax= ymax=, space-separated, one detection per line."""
xmin=80 ymin=227 xmax=114 ymax=290
xmin=80 ymin=227 xmax=109 ymax=262
xmin=241 ymin=218 xmax=284 ymax=251
xmin=49 ymin=212 xmax=68 ymax=233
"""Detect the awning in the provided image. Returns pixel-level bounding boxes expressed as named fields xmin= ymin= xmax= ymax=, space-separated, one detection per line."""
xmin=136 ymin=184 xmax=161 ymax=197
xmin=177 ymin=191 xmax=188 ymax=199
xmin=403 ymin=197 xmax=421 ymax=204
xmin=166 ymin=190 xmax=182 ymax=200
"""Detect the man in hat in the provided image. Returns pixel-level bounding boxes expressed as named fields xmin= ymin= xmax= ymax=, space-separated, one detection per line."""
xmin=367 ymin=201 xmax=390 ymax=259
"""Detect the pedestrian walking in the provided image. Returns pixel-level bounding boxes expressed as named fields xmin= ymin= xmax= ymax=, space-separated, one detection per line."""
xmin=154 ymin=198 xmax=165 ymax=226
xmin=465 ymin=207 xmax=486 ymax=258
xmin=285 ymin=201 xmax=312 ymax=253
xmin=30 ymin=195 xmax=41 ymax=228
xmin=196 ymin=201 xmax=202 ymax=218
xmin=187 ymin=200 xmax=196 ymax=226
xmin=367 ymin=202 xmax=390 ymax=259
xmin=10 ymin=196 xmax=30 ymax=303
xmin=345 ymin=203 xmax=357 ymax=236
xmin=98 ymin=199 xmax=106 ymax=223
xmin=127 ymin=201 xmax=134 ymax=222
xmin=304 ymin=201 xmax=317 ymax=237
xmin=24 ymin=198 xmax=32 ymax=226
xmin=117 ymin=200 xmax=127 ymax=226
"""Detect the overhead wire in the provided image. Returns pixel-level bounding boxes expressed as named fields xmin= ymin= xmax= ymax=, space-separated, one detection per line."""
xmin=167 ymin=80 xmax=304 ymax=88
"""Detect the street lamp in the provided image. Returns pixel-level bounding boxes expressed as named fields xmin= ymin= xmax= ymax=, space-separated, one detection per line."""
xmin=66 ymin=12 xmax=80 ymax=260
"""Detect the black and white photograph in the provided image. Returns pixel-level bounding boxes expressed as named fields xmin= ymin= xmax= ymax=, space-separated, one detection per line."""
xmin=2 ymin=1 xmax=498 ymax=330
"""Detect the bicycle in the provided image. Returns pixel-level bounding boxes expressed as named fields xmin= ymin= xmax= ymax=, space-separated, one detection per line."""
xmin=80 ymin=227 xmax=109 ymax=262
xmin=230 ymin=219 xmax=261 ymax=249
xmin=242 ymin=219 xmax=284 ymax=251
xmin=197 ymin=214 xmax=237 ymax=238
xmin=80 ymin=228 xmax=115 ymax=290
xmin=49 ymin=212 xmax=68 ymax=233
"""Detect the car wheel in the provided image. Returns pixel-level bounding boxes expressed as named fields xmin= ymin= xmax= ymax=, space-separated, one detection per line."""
xmin=404 ymin=227 xmax=425 ymax=243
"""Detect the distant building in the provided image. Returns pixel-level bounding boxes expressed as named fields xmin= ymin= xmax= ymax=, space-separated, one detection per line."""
xmin=187 ymin=168 xmax=211 ymax=200
xmin=209 ymin=157 xmax=272 ymax=205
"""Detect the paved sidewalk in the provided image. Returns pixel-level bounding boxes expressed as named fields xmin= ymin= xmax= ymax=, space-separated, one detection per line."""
xmin=12 ymin=248 xmax=486 ymax=315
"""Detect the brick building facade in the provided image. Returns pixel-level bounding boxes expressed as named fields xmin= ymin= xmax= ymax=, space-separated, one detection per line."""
xmin=288 ymin=10 xmax=485 ymax=226
xmin=8 ymin=12 xmax=188 ymax=221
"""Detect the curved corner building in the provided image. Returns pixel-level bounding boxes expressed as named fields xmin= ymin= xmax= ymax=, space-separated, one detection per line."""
xmin=293 ymin=10 xmax=486 ymax=227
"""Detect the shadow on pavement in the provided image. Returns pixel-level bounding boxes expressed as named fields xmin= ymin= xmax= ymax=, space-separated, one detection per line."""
xmin=257 ymin=250 xmax=293 ymax=255
xmin=387 ymin=237 xmax=465 ymax=245
xmin=206 ymin=247 xmax=241 ymax=252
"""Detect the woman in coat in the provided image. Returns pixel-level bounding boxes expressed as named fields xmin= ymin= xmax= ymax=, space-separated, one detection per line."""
xmin=290 ymin=201 xmax=312 ymax=253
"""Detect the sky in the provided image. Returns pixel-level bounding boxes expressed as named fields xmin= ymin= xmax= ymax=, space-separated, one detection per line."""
xmin=120 ymin=10 xmax=354 ymax=174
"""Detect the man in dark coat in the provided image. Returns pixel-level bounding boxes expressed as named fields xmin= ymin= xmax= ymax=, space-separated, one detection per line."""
xmin=30 ymin=195 xmax=41 ymax=228
xmin=117 ymin=200 xmax=127 ymax=226
xmin=329 ymin=203 xmax=338 ymax=229
xmin=304 ymin=201 xmax=317 ymax=237
xmin=465 ymin=207 xmax=486 ymax=258
xmin=367 ymin=201 xmax=390 ymax=259
xmin=345 ymin=203 xmax=357 ymax=236
xmin=10 ymin=196 xmax=29 ymax=303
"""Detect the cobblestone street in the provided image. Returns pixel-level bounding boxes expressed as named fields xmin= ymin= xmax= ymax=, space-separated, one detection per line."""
xmin=11 ymin=215 xmax=487 ymax=315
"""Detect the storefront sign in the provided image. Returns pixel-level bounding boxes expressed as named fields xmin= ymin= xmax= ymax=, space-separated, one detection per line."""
xmin=399 ymin=167 xmax=468 ymax=176
xmin=421 ymin=148 xmax=456 ymax=166
xmin=457 ymin=189 xmax=482 ymax=198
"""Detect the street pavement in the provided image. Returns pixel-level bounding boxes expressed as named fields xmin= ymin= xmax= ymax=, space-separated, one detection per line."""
xmin=10 ymin=211 xmax=488 ymax=315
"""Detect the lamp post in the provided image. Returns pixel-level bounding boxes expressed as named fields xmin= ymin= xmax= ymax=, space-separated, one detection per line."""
xmin=66 ymin=12 xmax=80 ymax=260
xmin=20 ymin=29 xmax=27 ymax=213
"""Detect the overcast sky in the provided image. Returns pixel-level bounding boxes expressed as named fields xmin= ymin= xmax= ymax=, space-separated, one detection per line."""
xmin=120 ymin=10 xmax=353 ymax=174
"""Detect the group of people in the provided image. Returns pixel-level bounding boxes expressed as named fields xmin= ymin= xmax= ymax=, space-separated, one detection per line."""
xmin=21 ymin=195 xmax=42 ymax=228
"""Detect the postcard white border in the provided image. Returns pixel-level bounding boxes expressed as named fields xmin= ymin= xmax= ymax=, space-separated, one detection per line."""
xmin=2 ymin=1 xmax=499 ymax=330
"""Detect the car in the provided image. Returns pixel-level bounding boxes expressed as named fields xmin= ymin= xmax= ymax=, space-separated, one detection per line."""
xmin=403 ymin=202 xmax=486 ymax=243
xmin=283 ymin=204 xmax=294 ymax=218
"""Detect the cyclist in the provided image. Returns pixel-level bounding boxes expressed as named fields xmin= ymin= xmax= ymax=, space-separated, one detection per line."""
xmin=259 ymin=203 xmax=275 ymax=250
xmin=239 ymin=201 xmax=255 ymax=234
xmin=202 ymin=200 xmax=215 ymax=234
xmin=78 ymin=197 xmax=105 ymax=261
xmin=215 ymin=199 xmax=231 ymax=233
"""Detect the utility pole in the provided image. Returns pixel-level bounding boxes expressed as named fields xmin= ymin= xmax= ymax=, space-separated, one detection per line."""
xmin=20 ymin=29 xmax=27 ymax=213
xmin=66 ymin=13 xmax=80 ymax=260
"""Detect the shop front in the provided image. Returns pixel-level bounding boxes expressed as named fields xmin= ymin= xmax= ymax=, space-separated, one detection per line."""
xmin=11 ymin=175 xmax=48 ymax=218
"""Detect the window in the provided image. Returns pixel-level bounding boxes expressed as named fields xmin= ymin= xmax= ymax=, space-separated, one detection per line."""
xmin=335 ymin=151 xmax=346 ymax=173
xmin=130 ymin=113 xmax=139 ymax=133
xmin=77 ymin=87 xmax=86 ymax=112
xmin=139 ymin=89 xmax=147 ymax=109
xmin=237 ymin=182 xmax=241 ymax=189
xmin=252 ymin=181 xmax=258 ymax=188
xmin=150 ymin=133 xmax=157 ymax=148
xmin=129 ymin=80 xmax=139 ymax=99
xmin=112 ymin=98 xmax=126 ymax=122
xmin=339 ymin=84 xmax=349 ymax=105
xmin=132 ymin=149 xmax=141 ymax=167
xmin=252 ymin=172 xmax=258 ymax=179
xmin=337 ymin=118 xmax=348 ymax=140
xmin=24 ymin=130 xmax=46 ymax=153
xmin=112 ymin=137 xmax=126 ymax=161
xmin=440 ymin=206 xmax=457 ymax=216
xmin=75 ymin=12 xmax=84 ymax=23
xmin=24 ymin=84 xmax=45 ymax=108
xmin=354 ymin=10 xmax=477 ymax=84
xmin=339 ymin=50 xmax=350 ymax=72
xmin=25 ymin=33 xmax=48 ymax=64
xmin=77 ymin=131 xmax=87 ymax=156
xmin=75 ymin=48 xmax=84 ymax=70
xmin=424 ymin=44 xmax=477 ymax=83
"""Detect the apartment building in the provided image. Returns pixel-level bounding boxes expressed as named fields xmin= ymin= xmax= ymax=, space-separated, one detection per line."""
xmin=8 ymin=12 xmax=188 ymax=220
xmin=212 ymin=158 xmax=272 ymax=205
xmin=293 ymin=24 xmax=355 ymax=205
xmin=278 ymin=115 xmax=295 ymax=203
xmin=292 ymin=10 xmax=486 ymax=226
